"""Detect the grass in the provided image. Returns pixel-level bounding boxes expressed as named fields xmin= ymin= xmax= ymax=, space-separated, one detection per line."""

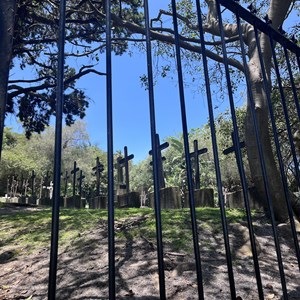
xmin=0 ymin=206 xmax=250 ymax=255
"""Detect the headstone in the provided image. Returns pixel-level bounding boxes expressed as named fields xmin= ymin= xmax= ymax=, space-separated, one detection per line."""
xmin=184 ymin=188 xmax=215 ymax=208
xmin=149 ymin=187 xmax=181 ymax=209
xmin=65 ymin=195 xmax=82 ymax=209
xmin=117 ymin=191 xmax=140 ymax=208
xmin=149 ymin=134 xmax=169 ymax=190
xmin=225 ymin=187 xmax=263 ymax=210
xmin=90 ymin=195 xmax=107 ymax=209
xmin=190 ymin=140 xmax=207 ymax=190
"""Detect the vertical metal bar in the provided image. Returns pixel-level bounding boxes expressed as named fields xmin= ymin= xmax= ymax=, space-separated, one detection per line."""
xmin=170 ymin=1 xmax=204 ymax=299
xmin=105 ymin=0 xmax=115 ymax=298
xmin=143 ymin=0 xmax=166 ymax=298
xmin=48 ymin=0 xmax=66 ymax=298
xmin=194 ymin=1 xmax=236 ymax=297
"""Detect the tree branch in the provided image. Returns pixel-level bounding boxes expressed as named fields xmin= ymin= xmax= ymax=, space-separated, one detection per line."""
xmin=8 ymin=68 xmax=105 ymax=99
xmin=88 ymin=1 xmax=244 ymax=72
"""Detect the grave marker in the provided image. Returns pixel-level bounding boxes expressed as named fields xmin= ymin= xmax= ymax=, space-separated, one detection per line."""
xmin=149 ymin=134 xmax=169 ymax=190
xmin=223 ymin=132 xmax=246 ymax=179
xmin=92 ymin=157 xmax=104 ymax=196
xmin=190 ymin=140 xmax=208 ymax=190
xmin=118 ymin=146 xmax=134 ymax=194
xmin=71 ymin=161 xmax=80 ymax=200
xmin=77 ymin=170 xmax=85 ymax=197
xmin=63 ymin=171 xmax=70 ymax=197
xmin=42 ymin=171 xmax=51 ymax=198
xmin=117 ymin=146 xmax=134 ymax=206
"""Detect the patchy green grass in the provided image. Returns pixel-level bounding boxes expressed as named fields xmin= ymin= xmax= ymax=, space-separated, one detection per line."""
xmin=0 ymin=206 xmax=250 ymax=254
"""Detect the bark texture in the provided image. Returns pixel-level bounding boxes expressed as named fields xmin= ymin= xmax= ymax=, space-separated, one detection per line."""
xmin=0 ymin=0 xmax=17 ymax=158
xmin=245 ymin=0 xmax=299 ymax=223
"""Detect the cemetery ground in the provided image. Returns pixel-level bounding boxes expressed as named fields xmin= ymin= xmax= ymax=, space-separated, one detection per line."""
xmin=0 ymin=203 xmax=299 ymax=300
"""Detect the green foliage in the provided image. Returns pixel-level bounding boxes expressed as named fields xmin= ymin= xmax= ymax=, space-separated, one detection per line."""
xmin=0 ymin=121 xmax=107 ymax=196
xmin=9 ymin=0 xmax=144 ymax=136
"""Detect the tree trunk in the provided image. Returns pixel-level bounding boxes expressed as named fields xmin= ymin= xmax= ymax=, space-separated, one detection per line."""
xmin=0 ymin=0 xmax=17 ymax=158
xmin=245 ymin=0 xmax=300 ymax=223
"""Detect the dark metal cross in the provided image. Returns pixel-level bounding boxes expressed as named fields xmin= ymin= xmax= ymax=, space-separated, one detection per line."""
xmin=149 ymin=134 xmax=169 ymax=190
xmin=118 ymin=146 xmax=134 ymax=195
xmin=190 ymin=140 xmax=208 ymax=190
xmin=77 ymin=170 xmax=85 ymax=197
xmin=71 ymin=161 xmax=80 ymax=198
xmin=223 ymin=132 xmax=246 ymax=179
xmin=92 ymin=157 xmax=104 ymax=196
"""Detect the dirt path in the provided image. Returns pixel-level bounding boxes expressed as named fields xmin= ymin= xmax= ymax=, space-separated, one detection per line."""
xmin=0 ymin=206 xmax=299 ymax=299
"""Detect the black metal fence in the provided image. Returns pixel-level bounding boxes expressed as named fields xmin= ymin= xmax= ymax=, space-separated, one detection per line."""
xmin=39 ymin=0 xmax=300 ymax=299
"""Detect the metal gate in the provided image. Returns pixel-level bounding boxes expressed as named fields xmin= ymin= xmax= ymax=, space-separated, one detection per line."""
xmin=35 ymin=0 xmax=300 ymax=299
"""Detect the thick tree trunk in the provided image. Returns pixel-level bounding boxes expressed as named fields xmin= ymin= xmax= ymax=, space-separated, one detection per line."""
xmin=204 ymin=0 xmax=298 ymax=222
xmin=245 ymin=0 xmax=300 ymax=223
xmin=0 ymin=0 xmax=17 ymax=158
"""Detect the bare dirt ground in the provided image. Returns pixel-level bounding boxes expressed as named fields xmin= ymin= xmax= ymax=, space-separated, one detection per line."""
xmin=0 ymin=205 xmax=299 ymax=300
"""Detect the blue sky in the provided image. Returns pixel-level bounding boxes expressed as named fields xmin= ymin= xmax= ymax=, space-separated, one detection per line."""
xmin=74 ymin=1 xmax=225 ymax=162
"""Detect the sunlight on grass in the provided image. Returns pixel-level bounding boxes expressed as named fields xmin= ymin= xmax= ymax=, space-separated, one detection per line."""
xmin=0 ymin=206 xmax=251 ymax=254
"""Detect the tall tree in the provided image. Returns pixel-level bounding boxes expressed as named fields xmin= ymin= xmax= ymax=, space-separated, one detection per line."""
xmin=0 ymin=0 xmax=17 ymax=157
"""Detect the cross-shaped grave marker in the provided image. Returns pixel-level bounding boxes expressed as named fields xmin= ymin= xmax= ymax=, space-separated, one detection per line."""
xmin=149 ymin=134 xmax=169 ymax=190
xmin=117 ymin=146 xmax=134 ymax=195
xmin=92 ymin=157 xmax=104 ymax=196
xmin=71 ymin=161 xmax=80 ymax=199
xmin=223 ymin=132 xmax=246 ymax=180
xmin=190 ymin=140 xmax=208 ymax=190
xmin=11 ymin=175 xmax=18 ymax=198
xmin=77 ymin=170 xmax=85 ymax=197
